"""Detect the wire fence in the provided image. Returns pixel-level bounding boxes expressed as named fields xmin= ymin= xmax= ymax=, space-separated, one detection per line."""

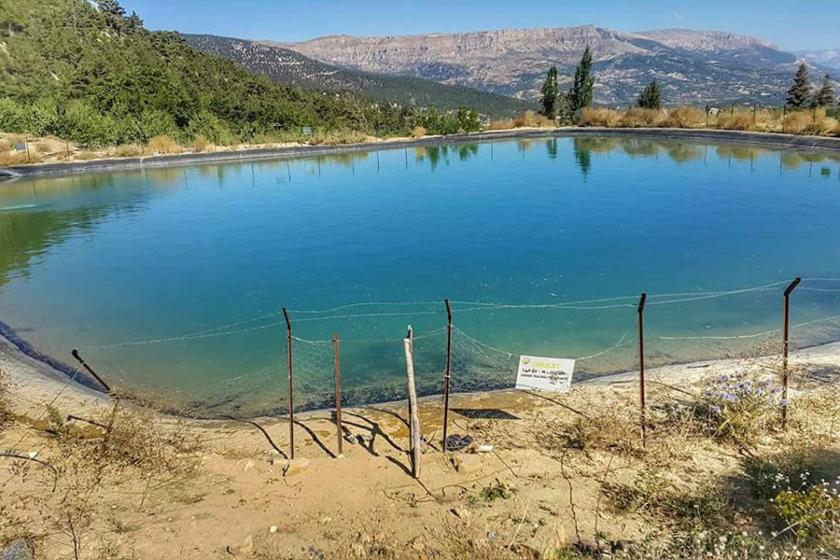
xmin=18 ymin=275 xmax=828 ymax=423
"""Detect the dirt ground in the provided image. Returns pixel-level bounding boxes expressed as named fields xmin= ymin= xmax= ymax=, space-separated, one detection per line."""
xmin=1 ymin=336 xmax=839 ymax=559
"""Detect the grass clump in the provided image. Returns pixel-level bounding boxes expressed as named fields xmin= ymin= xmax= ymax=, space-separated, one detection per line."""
xmin=580 ymin=107 xmax=622 ymax=127
xmin=114 ymin=144 xmax=143 ymax=157
xmin=662 ymin=106 xmax=706 ymax=128
xmin=146 ymin=135 xmax=181 ymax=154
xmin=478 ymin=479 xmax=516 ymax=502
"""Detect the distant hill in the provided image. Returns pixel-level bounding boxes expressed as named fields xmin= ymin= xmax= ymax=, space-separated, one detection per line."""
xmin=183 ymin=34 xmax=532 ymax=118
xmin=283 ymin=26 xmax=832 ymax=106
xmin=796 ymin=50 xmax=840 ymax=74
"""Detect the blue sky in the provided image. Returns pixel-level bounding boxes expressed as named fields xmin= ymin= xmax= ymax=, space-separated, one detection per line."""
xmin=122 ymin=0 xmax=839 ymax=51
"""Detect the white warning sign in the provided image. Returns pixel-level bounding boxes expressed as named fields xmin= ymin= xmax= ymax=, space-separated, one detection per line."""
xmin=515 ymin=355 xmax=575 ymax=393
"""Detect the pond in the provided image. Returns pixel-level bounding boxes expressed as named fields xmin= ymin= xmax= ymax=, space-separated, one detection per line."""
xmin=1 ymin=136 xmax=840 ymax=416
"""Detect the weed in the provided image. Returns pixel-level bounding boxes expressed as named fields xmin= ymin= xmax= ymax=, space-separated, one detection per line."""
xmin=114 ymin=144 xmax=143 ymax=157
xmin=479 ymin=479 xmax=516 ymax=502
xmin=146 ymin=135 xmax=181 ymax=154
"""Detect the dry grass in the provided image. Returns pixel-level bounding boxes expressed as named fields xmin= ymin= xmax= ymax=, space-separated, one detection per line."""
xmin=411 ymin=126 xmax=428 ymax=138
xmin=620 ymin=108 xmax=664 ymax=127
xmin=488 ymin=111 xmax=554 ymax=130
xmin=580 ymin=107 xmax=623 ymax=127
xmin=191 ymin=135 xmax=212 ymax=152
xmin=0 ymin=366 xmax=9 ymax=430
xmin=0 ymin=151 xmax=37 ymax=166
xmin=114 ymin=144 xmax=143 ymax=158
xmin=573 ymin=106 xmax=840 ymax=138
xmin=308 ymin=129 xmax=370 ymax=146
xmin=662 ymin=106 xmax=706 ymax=128
xmin=146 ymin=135 xmax=182 ymax=155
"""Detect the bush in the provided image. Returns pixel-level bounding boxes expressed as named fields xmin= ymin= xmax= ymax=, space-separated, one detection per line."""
xmin=512 ymin=110 xmax=553 ymax=128
xmin=485 ymin=118 xmax=515 ymax=130
xmin=191 ymin=136 xmax=211 ymax=152
xmin=663 ymin=106 xmax=706 ymax=128
xmin=703 ymin=375 xmax=781 ymax=446
xmin=580 ymin=107 xmax=622 ymax=127
xmin=114 ymin=144 xmax=143 ymax=157
xmin=772 ymin=481 xmax=840 ymax=543
xmin=620 ymin=107 xmax=663 ymax=127
xmin=146 ymin=135 xmax=181 ymax=154
xmin=782 ymin=112 xmax=812 ymax=135
xmin=411 ymin=126 xmax=427 ymax=138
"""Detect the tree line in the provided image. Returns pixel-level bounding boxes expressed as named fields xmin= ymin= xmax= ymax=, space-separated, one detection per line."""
xmin=0 ymin=0 xmax=482 ymax=148
xmin=540 ymin=50 xmax=836 ymax=119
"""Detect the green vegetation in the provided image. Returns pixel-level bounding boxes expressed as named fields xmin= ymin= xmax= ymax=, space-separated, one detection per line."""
xmin=0 ymin=0 xmax=481 ymax=149
xmin=637 ymin=79 xmax=662 ymax=110
xmin=540 ymin=66 xmax=560 ymax=119
xmin=786 ymin=62 xmax=811 ymax=109
xmin=569 ymin=46 xmax=595 ymax=114
xmin=813 ymin=74 xmax=836 ymax=109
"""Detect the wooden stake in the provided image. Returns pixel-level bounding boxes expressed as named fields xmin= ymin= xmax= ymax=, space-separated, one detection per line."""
xmin=333 ymin=333 xmax=343 ymax=457
xmin=404 ymin=328 xmax=421 ymax=478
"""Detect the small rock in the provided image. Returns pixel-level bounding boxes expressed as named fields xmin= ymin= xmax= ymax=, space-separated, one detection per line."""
xmin=451 ymin=454 xmax=482 ymax=474
xmin=269 ymin=526 xmax=278 ymax=534
xmin=575 ymin=539 xmax=610 ymax=555
xmin=243 ymin=460 xmax=255 ymax=472
xmin=283 ymin=458 xmax=311 ymax=477
xmin=2 ymin=539 xmax=34 ymax=560
xmin=476 ymin=444 xmax=494 ymax=453
xmin=319 ymin=516 xmax=332 ymax=524
xmin=307 ymin=545 xmax=325 ymax=560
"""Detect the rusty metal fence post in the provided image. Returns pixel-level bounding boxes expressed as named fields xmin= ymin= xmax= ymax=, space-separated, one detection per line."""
xmin=282 ymin=308 xmax=295 ymax=459
xmin=442 ymin=298 xmax=453 ymax=452
xmin=781 ymin=277 xmax=801 ymax=430
xmin=637 ymin=293 xmax=647 ymax=448
xmin=333 ymin=333 xmax=343 ymax=457
xmin=70 ymin=349 xmax=112 ymax=394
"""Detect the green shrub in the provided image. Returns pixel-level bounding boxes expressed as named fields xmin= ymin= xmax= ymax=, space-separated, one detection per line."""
xmin=772 ymin=482 xmax=840 ymax=543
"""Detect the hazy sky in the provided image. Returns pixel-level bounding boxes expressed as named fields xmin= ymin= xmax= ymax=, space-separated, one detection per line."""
xmin=122 ymin=0 xmax=839 ymax=51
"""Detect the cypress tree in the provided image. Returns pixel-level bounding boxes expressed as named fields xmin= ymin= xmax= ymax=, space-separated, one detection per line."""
xmin=637 ymin=79 xmax=662 ymax=109
xmin=786 ymin=63 xmax=811 ymax=109
xmin=540 ymin=66 xmax=559 ymax=118
xmin=812 ymin=74 xmax=836 ymax=108
xmin=569 ymin=46 xmax=595 ymax=113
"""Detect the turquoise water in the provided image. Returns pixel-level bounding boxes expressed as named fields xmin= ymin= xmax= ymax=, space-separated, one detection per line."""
xmin=1 ymin=136 xmax=840 ymax=416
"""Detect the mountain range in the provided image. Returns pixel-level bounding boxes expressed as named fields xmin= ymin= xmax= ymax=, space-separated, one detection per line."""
xmin=184 ymin=34 xmax=532 ymax=117
xmin=274 ymin=26 xmax=835 ymax=106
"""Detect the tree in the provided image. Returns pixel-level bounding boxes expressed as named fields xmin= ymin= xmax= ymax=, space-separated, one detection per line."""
xmin=637 ymin=79 xmax=662 ymax=109
xmin=569 ymin=46 xmax=595 ymax=113
xmin=786 ymin=63 xmax=811 ymax=109
xmin=812 ymin=74 xmax=836 ymax=108
xmin=540 ymin=66 xmax=559 ymax=118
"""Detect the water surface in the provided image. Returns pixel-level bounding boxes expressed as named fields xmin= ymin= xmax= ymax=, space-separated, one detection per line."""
xmin=2 ymin=136 xmax=840 ymax=415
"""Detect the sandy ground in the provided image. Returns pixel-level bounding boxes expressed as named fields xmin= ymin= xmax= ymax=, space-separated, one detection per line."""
xmin=1 ymin=334 xmax=840 ymax=559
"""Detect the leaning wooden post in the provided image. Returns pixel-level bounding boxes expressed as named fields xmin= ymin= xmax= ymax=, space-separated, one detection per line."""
xmin=282 ymin=308 xmax=295 ymax=460
xmin=442 ymin=298 xmax=453 ymax=452
xmin=332 ymin=333 xmax=343 ymax=457
xmin=781 ymin=277 xmax=801 ymax=430
xmin=637 ymin=293 xmax=647 ymax=448
xmin=70 ymin=349 xmax=112 ymax=394
xmin=404 ymin=326 xmax=421 ymax=478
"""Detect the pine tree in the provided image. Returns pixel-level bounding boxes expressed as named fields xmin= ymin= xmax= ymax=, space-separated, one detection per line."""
xmin=786 ymin=63 xmax=811 ymax=109
xmin=812 ymin=74 xmax=836 ymax=108
xmin=637 ymin=79 xmax=662 ymax=109
xmin=540 ymin=66 xmax=559 ymax=118
xmin=569 ymin=46 xmax=594 ymax=113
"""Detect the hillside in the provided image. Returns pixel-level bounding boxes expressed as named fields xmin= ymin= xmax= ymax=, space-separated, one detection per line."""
xmin=184 ymin=34 xmax=532 ymax=118
xmin=0 ymin=0 xmax=482 ymax=148
xmin=797 ymin=49 xmax=840 ymax=73
xmin=284 ymin=26 xmax=822 ymax=105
